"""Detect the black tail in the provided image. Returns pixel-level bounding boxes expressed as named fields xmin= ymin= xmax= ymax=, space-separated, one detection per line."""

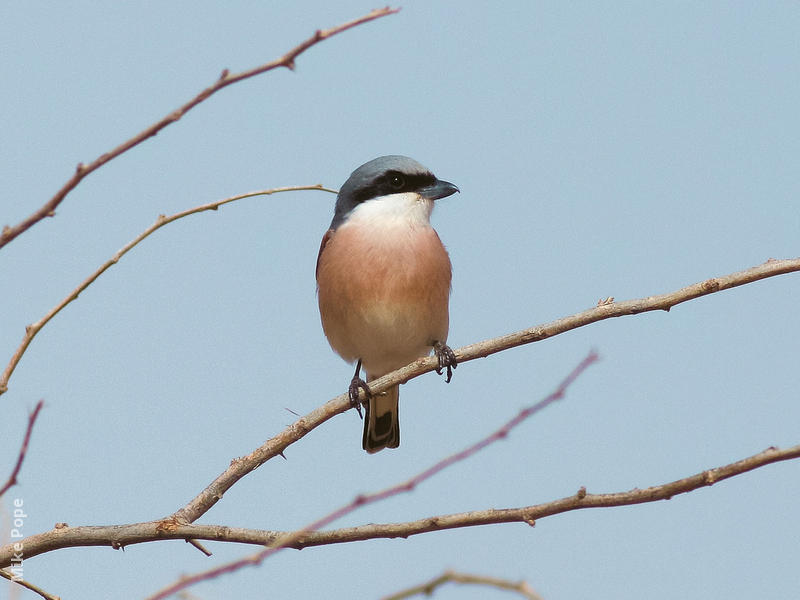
xmin=362 ymin=384 xmax=400 ymax=453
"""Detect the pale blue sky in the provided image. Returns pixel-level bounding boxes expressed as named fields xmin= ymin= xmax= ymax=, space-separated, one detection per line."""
xmin=2 ymin=2 xmax=799 ymax=599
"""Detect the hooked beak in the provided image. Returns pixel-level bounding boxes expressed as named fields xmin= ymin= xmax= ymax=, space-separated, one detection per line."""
xmin=419 ymin=179 xmax=459 ymax=201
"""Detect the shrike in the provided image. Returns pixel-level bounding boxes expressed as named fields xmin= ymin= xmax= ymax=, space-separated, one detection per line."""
xmin=316 ymin=156 xmax=459 ymax=453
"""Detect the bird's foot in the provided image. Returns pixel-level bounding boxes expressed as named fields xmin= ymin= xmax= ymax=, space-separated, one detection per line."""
xmin=348 ymin=375 xmax=370 ymax=419
xmin=433 ymin=341 xmax=458 ymax=383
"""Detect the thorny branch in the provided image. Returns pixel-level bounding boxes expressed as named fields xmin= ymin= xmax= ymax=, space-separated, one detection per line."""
xmin=172 ymin=257 xmax=800 ymax=525
xmin=1 ymin=257 xmax=797 ymax=573
xmin=2 ymin=441 xmax=797 ymax=569
xmin=145 ymin=352 xmax=597 ymax=599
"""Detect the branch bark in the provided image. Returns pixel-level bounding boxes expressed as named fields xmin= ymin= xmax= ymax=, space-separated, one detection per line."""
xmin=145 ymin=352 xmax=597 ymax=600
xmin=168 ymin=256 xmax=800 ymax=525
xmin=2 ymin=443 xmax=796 ymax=568
xmin=1 ymin=258 xmax=796 ymax=570
xmin=0 ymin=7 xmax=397 ymax=250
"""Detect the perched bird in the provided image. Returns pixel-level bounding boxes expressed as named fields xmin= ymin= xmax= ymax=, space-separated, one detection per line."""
xmin=316 ymin=156 xmax=459 ymax=453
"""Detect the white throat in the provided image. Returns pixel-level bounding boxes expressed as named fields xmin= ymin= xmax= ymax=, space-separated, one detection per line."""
xmin=343 ymin=192 xmax=433 ymax=230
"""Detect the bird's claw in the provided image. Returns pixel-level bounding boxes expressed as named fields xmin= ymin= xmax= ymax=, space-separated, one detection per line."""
xmin=433 ymin=341 xmax=458 ymax=383
xmin=348 ymin=376 xmax=370 ymax=419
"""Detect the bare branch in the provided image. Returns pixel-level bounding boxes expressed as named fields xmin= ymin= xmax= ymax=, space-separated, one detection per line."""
xmin=146 ymin=352 xmax=597 ymax=600
xmin=0 ymin=568 xmax=60 ymax=600
xmin=1 ymin=259 xmax=795 ymax=560
xmin=0 ymin=185 xmax=336 ymax=397
xmin=2 ymin=442 xmax=797 ymax=569
xmin=169 ymin=257 xmax=800 ymax=526
xmin=382 ymin=569 xmax=544 ymax=600
xmin=1 ymin=259 xmax=797 ymax=576
xmin=0 ymin=400 xmax=44 ymax=498
xmin=453 ymin=256 xmax=800 ymax=365
xmin=0 ymin=7 xmax=398 ymax=250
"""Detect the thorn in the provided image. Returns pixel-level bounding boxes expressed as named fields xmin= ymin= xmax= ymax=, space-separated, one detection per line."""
xmin=187 ymin=538 xmax=213 ymax=556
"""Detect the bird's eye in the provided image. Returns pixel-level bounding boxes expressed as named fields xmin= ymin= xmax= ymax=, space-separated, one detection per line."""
xmin=389 ymin=174 xmax=405 ymax=189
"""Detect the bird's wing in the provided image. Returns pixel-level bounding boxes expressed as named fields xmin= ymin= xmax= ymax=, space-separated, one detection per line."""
xmin=315 ymin=228 xmax=334 ymax=280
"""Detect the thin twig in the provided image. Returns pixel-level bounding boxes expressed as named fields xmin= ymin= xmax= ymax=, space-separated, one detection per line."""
xmin=0 ymin=185 xmax=335 ymax=397
xmin=382 ymin=569 xmax=544 ymax=600
xmin=145 ymin=352 xmax=597 ymax=600
xmin=0 ymin=400 xmax=44 ymax=498
xmin=2 ymin=442 xmax=798 ymax=567
xmin=0 ymin=7 xmax=397 ymax=250
xmin=0 ymin=568 xmax=61 ymax=600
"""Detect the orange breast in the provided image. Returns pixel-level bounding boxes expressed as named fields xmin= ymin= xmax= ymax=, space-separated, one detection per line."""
xmin=317 ymin=223 xmax=451 ymax=375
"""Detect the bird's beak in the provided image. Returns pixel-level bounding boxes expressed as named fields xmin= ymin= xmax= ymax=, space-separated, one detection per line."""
xmin=419 ymin=179 xmax=460 ymax=201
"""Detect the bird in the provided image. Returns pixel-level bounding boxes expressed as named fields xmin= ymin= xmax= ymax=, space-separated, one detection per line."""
xmin=316 ymin=156 xmax=459 ymax=453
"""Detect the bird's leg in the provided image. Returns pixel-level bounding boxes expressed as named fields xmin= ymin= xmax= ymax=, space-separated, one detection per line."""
xmin=433 ymin=341 xmax=458 ymax=383
xmin=348 ymin=359 xmax=370 ymax=419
